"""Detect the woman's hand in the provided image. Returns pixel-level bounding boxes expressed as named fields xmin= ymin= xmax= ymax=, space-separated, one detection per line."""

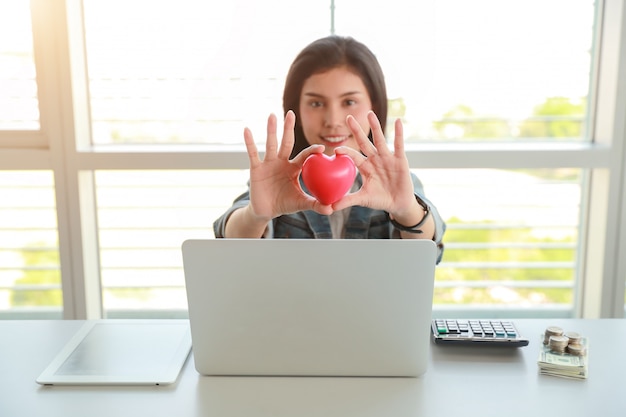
xmin=333 ymin=112 xmax=423 ymax=226
xmin=244 ymin=111 xmax=333 ymax=221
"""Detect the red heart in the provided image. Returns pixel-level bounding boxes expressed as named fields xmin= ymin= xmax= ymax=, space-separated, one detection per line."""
xmin=301 ymin=153 xmax=356 ymax=205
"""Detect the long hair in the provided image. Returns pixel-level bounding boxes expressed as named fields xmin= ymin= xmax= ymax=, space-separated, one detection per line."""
xmin=283 ymin=36 xmax=388 ymax=159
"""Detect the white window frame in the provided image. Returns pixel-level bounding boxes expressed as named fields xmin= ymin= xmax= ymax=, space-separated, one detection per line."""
xmin=0 ymin=0 xmax=624 ymax=319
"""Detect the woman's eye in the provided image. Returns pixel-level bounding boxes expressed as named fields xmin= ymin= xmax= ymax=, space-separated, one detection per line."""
xmin=310 ymin=101 xmax=323 ymax=108
xmin=345 ymin=99 xmax=356 ymax=106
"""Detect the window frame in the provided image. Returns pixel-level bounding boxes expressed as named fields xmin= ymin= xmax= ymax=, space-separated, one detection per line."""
xmin=0 ymin=0 xmax=623 ymax=318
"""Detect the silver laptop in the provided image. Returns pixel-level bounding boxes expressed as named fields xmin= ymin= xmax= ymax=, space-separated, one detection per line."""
xmin=182 ymin=239 xmax=437 ymax=377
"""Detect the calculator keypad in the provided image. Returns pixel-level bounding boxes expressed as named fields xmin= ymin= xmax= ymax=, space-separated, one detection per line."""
xmin=432 ymin=319 xmax=529 ymax=347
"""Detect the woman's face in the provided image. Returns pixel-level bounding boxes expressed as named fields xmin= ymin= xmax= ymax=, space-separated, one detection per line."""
xmin=299 ymin=66 xmax=373 ymax=156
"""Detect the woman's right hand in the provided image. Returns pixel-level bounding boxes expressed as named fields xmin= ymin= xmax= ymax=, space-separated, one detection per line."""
xmin=243 ymin=111 xmax=333 ymax=222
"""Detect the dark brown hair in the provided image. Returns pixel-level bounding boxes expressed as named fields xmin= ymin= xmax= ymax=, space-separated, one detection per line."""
xmin=283 ymin=36 xmax=388 ymax=159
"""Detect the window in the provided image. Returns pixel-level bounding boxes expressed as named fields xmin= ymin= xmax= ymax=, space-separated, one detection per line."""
xmin=424 ymin=168 xmax=582 ymax=317
xmin=95 ymin=170 xmax=247 ymax=317
xmin=83 ymin=0 xmax=328 ymax=145
xmin=336 ymin=0 xmax=594 ymax=144
xmin=2 ymin=0 xmax=625 ymax=319
xmin=0 ymin=1 xmax=39 ymax=131
xmin=0 ymin=171 xmax=61 ymax=318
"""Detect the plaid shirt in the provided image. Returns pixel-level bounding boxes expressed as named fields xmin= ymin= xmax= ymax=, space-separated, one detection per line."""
xmin=213 ymin=173 xmax=446 ymax=263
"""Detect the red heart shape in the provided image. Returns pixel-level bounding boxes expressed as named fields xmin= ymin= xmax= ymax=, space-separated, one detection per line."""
xmin=301 ymin=153 xmax=356 ymax=205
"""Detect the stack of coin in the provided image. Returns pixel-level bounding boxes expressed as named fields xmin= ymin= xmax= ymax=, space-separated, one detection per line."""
xmin=564 ymin=331 xmax=581 ymax=344
xmin=564 ymin=331 xmax=585 ymax=356
xmin=538 ymin=326 xmax=589 ymax=379
xmin=548 ymin=335 xmax=569 ymax=353
xmin=566 ymin=343 xmax=586 ymax=356
xmin=543 ymin=326 xmax=564 ymax=345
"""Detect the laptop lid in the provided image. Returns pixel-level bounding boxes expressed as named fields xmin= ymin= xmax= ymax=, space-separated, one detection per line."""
xmin=182 ymin=239 xmax=436 ymax=377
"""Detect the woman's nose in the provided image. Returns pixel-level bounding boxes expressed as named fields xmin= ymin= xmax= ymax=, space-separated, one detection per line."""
xmin=323 ymin=105 xmax=344 ymax=127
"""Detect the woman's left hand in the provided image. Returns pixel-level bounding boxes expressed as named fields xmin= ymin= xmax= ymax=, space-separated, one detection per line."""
xmin=333 ymin=111 xmax=422 ymax=227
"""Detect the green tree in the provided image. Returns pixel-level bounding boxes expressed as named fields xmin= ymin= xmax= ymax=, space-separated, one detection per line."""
xmin=518 ymin=97 xmax=586 ymax=139
xmin=434 ymin=97 xmax=586 ymax=141
xmin=434 ymin=104 xmax=511 ymax=140
xmin=435 ymin=217 xmax=576 ymax=305
xmin=10 ymin=244 xmax=62 ymax=307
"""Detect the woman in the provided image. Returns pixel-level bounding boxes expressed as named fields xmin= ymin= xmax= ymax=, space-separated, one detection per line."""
xmin=213 ymin=35 xmax=445 ymax=262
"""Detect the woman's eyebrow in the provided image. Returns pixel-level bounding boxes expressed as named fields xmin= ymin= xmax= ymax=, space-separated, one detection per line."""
xmin=302 ymin=92 xmax=325 ymax=99
xmin=302 ymin=91 xmax=364 ymax=98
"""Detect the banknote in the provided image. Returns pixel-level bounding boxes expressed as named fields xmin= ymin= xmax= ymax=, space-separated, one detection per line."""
xmin=537 ymin=335 xmax=588 ymax=379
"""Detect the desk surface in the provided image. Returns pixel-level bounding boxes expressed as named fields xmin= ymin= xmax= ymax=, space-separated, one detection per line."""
xmin=1 ymin=319 xmax=624 ymax=416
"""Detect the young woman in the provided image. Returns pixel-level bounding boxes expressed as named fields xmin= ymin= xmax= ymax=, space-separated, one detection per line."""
xmin=213 ymin=35 xmax=445 ymax=262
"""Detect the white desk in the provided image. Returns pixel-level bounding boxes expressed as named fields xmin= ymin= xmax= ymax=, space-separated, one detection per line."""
xmin=1 ymin=319 xmax=624 ymax=416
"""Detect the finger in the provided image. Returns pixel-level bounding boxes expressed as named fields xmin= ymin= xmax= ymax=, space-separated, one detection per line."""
xmin=310 ymin=201 xmax=334 ymax=216
xmin=393 ymin=118 xmax=405 ymax=156
xmin=367 ymin=111 xmax=391 ymax=156
xmin=291 ymin=143 xmax=325 ymax=166
xmin=334 ymin=146 xmax=367 ymax=167
xmin=292 ymin=191 xmax=333 ymax=216
xmin=243 ymin=127 xmax=261 ymax=168
xmin=264 ymin=113 xmax=278 ymax=160
xmin=332 ymin=190 xmax=362 ymax=212
xmin=346 ymin=115 xmax=377 ymax=156
xmin=277 ymin=110 xmax=296 ymax=160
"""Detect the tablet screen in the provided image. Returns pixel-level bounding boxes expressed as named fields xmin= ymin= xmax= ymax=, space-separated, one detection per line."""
xmin=37 ymin=320 xmax=192 ymax=385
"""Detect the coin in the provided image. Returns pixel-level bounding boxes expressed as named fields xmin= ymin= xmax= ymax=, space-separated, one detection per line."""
xmin=549 ymin=335 xmax=569 ymax=353
xmin=564 ymin=331 xmax=581 ymax=344
xmin=544 ymin=326 xmax=564 ymax=345
xmin=566 ymin=343 xmax=586 ymax=356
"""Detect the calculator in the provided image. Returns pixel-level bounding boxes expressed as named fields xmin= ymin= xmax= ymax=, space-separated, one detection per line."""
xmin=431 ymin=319 xmax=529 ymax=347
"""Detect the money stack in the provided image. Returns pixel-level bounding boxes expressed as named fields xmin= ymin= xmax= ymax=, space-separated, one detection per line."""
xmin=537 ymin=326 xmax=588 ymax=380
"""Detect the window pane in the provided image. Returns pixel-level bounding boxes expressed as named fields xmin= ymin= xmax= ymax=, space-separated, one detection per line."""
xmin=336 ymin=0 xmax=594 ymax=142
xmin=83 ymin=0 xmax=328 ymax=145
xmin=336 ymin=0 xmax=594 ymax=141
xmin=0 ymin=171 xmax=60 ymax=318
xmin=95 ymin=170 xmax=248 ymax=318
xmin=419 ymin=168 xmax=582 ymax=317
xmin=95 ymin=169 xmax=582 ymax=318
xmin=0 ymin=1 xmax=40 ymax=130
xmin=84 ymin=0 xmax=594 ymax=145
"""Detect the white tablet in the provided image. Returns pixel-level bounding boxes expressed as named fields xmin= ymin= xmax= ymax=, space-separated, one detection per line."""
xmin=36 ymin=320 xmax=192 ymax=386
